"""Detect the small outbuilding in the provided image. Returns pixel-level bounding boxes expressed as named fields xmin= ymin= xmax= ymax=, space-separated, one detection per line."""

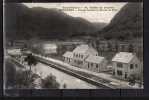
xmin=84 ymin=55 xmax=108 ymax=72
xmin=62 ymin=51 xmax=73 ymax=64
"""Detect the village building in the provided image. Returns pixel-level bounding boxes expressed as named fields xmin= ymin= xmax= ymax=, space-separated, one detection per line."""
xmin=62 ymin=51 xmax=73 ymax=64
xmin=84 ymin=55 xmax=108 ymax=72
xmin=7 ymin=48 xmax=22 ymax=56
xmin=112 ymin=52 xmax=142 ymax=80
xmin=63 ymin=44 xmax=108 ymax=72
xmin=11 ymin=40 xmax=26 ymax=48
xmin=72 ymin=44 xmax=98 ymax=68
xmin=41 ymin=43 xmax=57 ymax=55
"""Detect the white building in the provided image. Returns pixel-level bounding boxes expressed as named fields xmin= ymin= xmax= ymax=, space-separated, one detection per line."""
xmin=72 ymin=44 xmax=98 ymax=68
xmin=63 ymin=44 xmax=108 ymax=72
xmin=63 ymin=51 xmax=73 ymax=64
xmin=84 ymin=55 xmax=108 ymax=72
xmin=42 ymin=43 xmax=57 ymax=54
xmin=7 ymin=48 xmax=22 ymax=56
xmin=112 ymin=52 xmax=142 ymax=80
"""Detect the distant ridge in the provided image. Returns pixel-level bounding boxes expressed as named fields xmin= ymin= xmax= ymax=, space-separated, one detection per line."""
xmin=99 ymin=3 xmax=143 ymax=40
xmin=5 ymin=3 xmax=107 ymax=40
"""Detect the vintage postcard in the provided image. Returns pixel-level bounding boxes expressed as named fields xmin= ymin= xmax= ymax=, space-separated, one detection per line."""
xmin=3 ymin=2 xmax=143 ymax=93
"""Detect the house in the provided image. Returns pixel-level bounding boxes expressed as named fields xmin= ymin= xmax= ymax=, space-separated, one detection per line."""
xmin=84 ymin=55 xmax=108 ymax=72
xmin=72 ymin=44 xmax=98 ymax=67
xmin=62 ymin=51 xmax=73 ymax=64
xmin=112 ymin=52 xmax=142 ymax=80
xmin=63 ymin=44 xmax=109 ymax=72
xmin=12 ymin=40 xmax=26 ymax=48
xmin=41 ymin=43 xmax=57 ymax=55
xmin=7 ymin=48 xmax=22 ymax=56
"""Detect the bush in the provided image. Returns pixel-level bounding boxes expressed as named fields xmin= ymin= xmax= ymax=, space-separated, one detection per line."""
xmin=14 ymin=70 xmax=40 ymax=88
xmin=5 ymin=59 xmax=17 ymax=88
xmin=41 ymin=74 xmax=60 ymax=89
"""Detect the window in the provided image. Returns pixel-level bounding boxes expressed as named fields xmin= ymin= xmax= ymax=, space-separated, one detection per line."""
xmin=113 ymin=71 xmax=115 ymax=75
xmin=135 ymin=64 xmax=138 ymax=68
xmin=91 ymin=63 xmax=93 ymax=67
xmin=81 ymin=55 xmax=83 ymax=59
xmin=117 ymin=62 xmax=123 ymax=68
xmin=76 ymin=54 xmax=78 ymax=57
xmin=125 ymin=72 xmax=128 ymax=79
xmin=130 ymin=64 xmax=134 ymax=69
xmin=88 ymin=63 xmax=89 ymax=68
xmin=117 ymin=70 xmax=123 ymax=76
xmin=96 ymin=64 xmax=98 ymax=68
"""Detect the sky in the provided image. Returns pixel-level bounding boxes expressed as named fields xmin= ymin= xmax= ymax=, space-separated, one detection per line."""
xmin=23 ymin=3 xmax=127 ymax=23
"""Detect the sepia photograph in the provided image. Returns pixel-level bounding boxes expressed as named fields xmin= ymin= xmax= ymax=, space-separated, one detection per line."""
xmin=3 ymin=2 xmax=143 ymax=92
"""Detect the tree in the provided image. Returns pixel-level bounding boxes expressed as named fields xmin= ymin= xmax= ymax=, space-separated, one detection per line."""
xmin=118 ymin=35 xmax=125 ymax=41
xmin=5 ymin=59 xmax=17 ymax=88
xmin=14 ymin=70 xmax=40 ymax=88
xmin=128 ymin=44 xmax=134 ymax=52
xmin=41 ymin=74 xmax=60 ymax=89
xmin=104 ymin=34 xmax=112 ymax=40
xmin=115 ymin=42 xmax=119 ymax=52
xmin=107 ymin=42 xmax=112 ymax=52
xmin=24 ymin=53 xmax=37 ymax=71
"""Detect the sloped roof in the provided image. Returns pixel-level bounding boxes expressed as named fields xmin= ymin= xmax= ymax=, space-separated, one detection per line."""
xmin=62 ymin=51 xmax=73 ymax=58
xmin=73 ymin=44 xmax=89 ymax=53
xmin=42 ymin=43 xmax=57 ymax=50
xmin=73 ymin=44 xmax=97 ymax=54
xmin=85 ymin=55 xmax=105 ymax=64
xmin=112 ymin=52 xmax=134 ymax=63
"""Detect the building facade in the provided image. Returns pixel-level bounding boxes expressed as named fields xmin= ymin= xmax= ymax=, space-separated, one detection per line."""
xmin=72 ymin=44 xmax=98 ymax=68
xmin=84 ymin=55 xmax=108 ymax=72
xmin=63 ymin=51 xmax=73 ymax=64
xmin=42 ymin=43 xmax=57 ymax=54
xmin=112 ymin=52 xmax=142 ymax=80
xmin=63 ymin=44 xmax=108 ymax=72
